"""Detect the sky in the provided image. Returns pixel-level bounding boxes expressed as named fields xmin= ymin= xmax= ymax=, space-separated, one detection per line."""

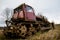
xmin=0 ymin=0 xmax=60 ymax=27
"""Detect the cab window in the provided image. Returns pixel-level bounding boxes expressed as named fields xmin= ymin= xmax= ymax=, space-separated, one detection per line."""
xmin=26 ymin=6 xmax=33 ymax=12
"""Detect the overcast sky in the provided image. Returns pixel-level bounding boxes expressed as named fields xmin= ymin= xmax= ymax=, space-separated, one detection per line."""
xmin=0 ymin=0 xmax=60 ymax=27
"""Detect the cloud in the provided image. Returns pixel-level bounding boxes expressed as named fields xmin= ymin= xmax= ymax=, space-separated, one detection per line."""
xmin=0 ymin=0 xmax=60 ymax=27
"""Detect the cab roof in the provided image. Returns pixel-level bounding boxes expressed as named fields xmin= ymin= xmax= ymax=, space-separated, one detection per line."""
xmin=14 ymin=3 xmax=33 ymax=11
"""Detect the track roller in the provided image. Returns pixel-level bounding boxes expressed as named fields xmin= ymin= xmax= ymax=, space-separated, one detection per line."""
xmin=18 ymin=24 xmax=27 ymax=38
xmin=27 ymin=24 xmax=36 ymax=36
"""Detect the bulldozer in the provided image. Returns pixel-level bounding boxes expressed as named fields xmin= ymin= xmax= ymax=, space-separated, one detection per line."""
xmin=3 ymin=3 xmax=54 ymax=38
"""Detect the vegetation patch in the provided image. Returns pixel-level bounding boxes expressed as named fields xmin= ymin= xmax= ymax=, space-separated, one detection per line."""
xmin=0 ymin=24 xmax=60 ymax=40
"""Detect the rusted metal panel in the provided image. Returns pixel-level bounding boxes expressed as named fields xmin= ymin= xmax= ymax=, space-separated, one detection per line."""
xmin=18 ymin=11 xmax=24 ymax=18
xmin=25 ymin=12 xmax=36 ymax=21
xmin=12 ymin=11 xmax=18 ymax=19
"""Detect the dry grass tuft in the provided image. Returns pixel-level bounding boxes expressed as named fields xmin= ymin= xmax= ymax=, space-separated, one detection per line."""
xmin=27 ymin=24 xmax=60 ymax=40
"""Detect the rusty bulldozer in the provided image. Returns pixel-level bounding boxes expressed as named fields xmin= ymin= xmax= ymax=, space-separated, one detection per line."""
xmin=3 ymin=3 xmax=54 ymax=38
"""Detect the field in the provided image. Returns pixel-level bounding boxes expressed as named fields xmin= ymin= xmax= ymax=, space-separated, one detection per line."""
xmin=0 ymin=24 xmax=60 ymax=40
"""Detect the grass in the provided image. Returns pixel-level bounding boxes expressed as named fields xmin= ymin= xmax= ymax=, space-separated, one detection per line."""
xmin=0 ymin=30 xmax=6 ymax=40
xmin=0 ymin=24 xmax=60 ymax=40
xmin=27 ymin=24 xmax=60 ymax=40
